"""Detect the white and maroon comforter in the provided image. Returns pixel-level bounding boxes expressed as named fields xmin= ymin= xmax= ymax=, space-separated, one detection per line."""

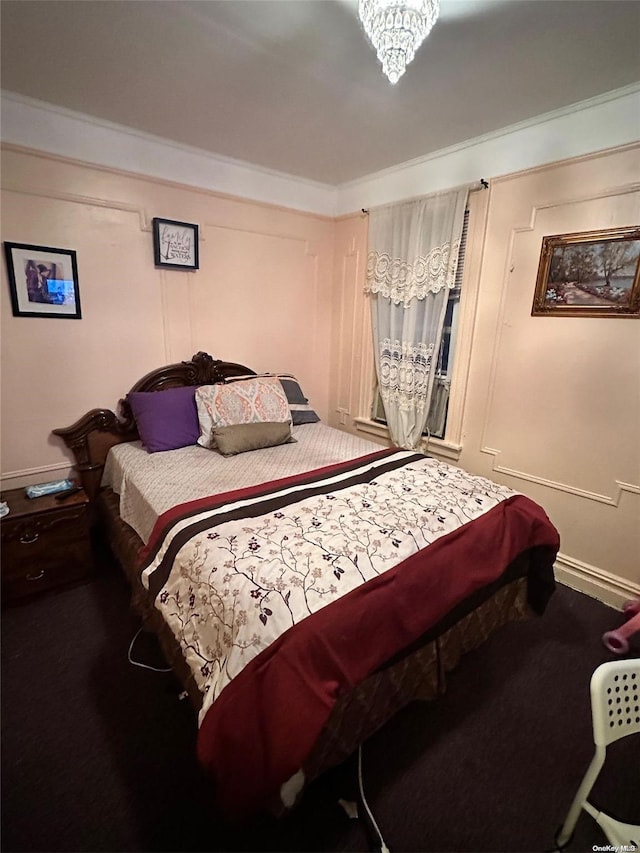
xmin=139 ymin=448 xmax=559 ymax=816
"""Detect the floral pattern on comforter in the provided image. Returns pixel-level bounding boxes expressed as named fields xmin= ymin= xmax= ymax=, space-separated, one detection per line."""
xmin=140 ymin=449 xmax=518 ymax=723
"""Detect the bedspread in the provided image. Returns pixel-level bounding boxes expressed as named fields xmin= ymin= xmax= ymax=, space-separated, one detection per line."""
xmin=140 ymin=448 xmax=559 ymax=816
xmin=103 ymin=422 xmax=378 ymax=543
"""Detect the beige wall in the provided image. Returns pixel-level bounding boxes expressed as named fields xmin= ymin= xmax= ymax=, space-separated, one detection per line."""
xmin=330 ymin=144 xmax=640 ymax=605
xmin=1 ymin=146 xmax=334 ymax=487
xmin=329 ymin=212 xmax=374 ymax=436
xmin=2 ymin=142 xmax=638 ymax=605
xmin=459 ymin=144 xmax=640 ymax=603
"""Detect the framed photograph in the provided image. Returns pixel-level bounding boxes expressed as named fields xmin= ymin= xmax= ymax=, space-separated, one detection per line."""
xmin=532 ymin=226 xmax=640 ymax=318
xmin=4 ymin=242 xmax=82 ymax=319
xmin=153 ymin=218 xmax=199 ymax=270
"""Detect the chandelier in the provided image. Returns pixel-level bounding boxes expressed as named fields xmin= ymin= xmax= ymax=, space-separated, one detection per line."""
xmin=358 ymin=0 xmax=440 ymax=84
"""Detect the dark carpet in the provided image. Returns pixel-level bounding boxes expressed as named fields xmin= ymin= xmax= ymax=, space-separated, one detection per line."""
xmin=1 ymin=553 xmax=638 ymax=853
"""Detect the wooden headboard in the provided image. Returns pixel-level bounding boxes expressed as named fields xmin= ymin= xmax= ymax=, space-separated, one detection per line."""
xmin=52 ymin=351 xmax=255 ymax=499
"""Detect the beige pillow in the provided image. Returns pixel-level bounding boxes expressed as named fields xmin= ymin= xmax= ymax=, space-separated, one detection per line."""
xmin=211 ymin=421 xmax=295 ymax=456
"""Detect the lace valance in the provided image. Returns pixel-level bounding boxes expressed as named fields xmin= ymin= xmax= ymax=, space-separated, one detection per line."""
xmin=365 ymin=240 xmax=460 ymax=305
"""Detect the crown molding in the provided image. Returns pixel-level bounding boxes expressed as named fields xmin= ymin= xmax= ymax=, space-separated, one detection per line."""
xmin=0 ymin=91 xmax=338 ymax=217
xmin=2 ymin=83 xmax=639 ymax=217
xmin=336 ymin=82 xmax=640 ymax=214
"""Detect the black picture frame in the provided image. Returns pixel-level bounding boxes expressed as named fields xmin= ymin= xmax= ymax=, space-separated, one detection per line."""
xmin=153 ymin=217 xmax=199 ymax=270
xmin=4 ymin=242 xmax=82 ymax=319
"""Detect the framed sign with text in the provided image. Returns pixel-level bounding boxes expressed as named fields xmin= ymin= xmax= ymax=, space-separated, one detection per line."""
xmin=152 ymin=218 xmax=199 ymax=271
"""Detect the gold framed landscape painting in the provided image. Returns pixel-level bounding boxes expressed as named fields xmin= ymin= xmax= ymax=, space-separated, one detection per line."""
xmin=532 ymin=226 xmax=640 ymax=318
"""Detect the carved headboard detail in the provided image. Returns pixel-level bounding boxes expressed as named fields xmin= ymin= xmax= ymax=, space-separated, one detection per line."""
xmin=52 ymin=352 xmax=255 ymax=499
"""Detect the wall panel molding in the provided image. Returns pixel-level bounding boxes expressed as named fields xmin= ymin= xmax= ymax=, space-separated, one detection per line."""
xmin=479 ymin=181 xmax=640 ymax=462
xmin=477 ymin=176 xmax=640 ymax=505
xmin=199 ymin=223 xmax=323 ymax=365
xmin=512 ymin=182 xmax=640 ymax=235
xmin=1 ymin=146 xmax=336 ymax=489
xmin=480 ymin=447 xmax=639 ymax=505
xmin=3 ymin=181 xmax=202 ymax=365
xmin=334 ymin=237 xmax=360 ymax=424
xmin=203 ymin=220 xmax=318 ymax=246
xmin=1 ymin=182 xmax=151 ymax=231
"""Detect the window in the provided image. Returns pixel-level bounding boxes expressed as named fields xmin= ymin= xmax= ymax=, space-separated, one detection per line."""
xmin=372 ymin=209 xmax=470 ymax=440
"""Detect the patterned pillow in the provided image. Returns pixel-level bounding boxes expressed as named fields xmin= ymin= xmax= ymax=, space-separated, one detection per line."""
xmin=195 ymin=377 xmax=290 ymax=449
xmin=224 ymin=373 xmax=320 ymax=425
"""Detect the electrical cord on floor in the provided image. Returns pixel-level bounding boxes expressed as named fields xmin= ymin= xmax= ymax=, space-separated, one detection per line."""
xmin=424 ymin=425 xmax=431 ymax=456
xmin=358 ymin=744 xmax=391 ymax=853
xmin=127 ymin=627 xmax=173 ymax=673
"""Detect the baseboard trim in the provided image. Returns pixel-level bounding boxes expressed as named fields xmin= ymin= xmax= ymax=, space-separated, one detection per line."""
xmin=554 ymin=552 xmax=639 ymax=611
xmin=1 ymin=463 xmax=73 ymax=491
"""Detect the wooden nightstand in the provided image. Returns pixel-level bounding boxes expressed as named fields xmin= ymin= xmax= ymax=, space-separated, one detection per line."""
xmin=1 ymin=486 xmax=93 ymax=605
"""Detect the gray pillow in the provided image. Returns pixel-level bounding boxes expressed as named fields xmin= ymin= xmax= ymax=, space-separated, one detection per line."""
xmin=278 ymin=377 xmax=321 ymax=425
xmin=211 ymin=421 xmax=296 ymax=456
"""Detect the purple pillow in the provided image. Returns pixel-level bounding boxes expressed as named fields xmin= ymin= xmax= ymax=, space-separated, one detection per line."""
xmin=128 ymin=386 xmax=200 ymax=453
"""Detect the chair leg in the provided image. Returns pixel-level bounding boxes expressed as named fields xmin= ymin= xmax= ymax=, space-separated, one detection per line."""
xmin=556 ymin=747 xmax=606 ymax=849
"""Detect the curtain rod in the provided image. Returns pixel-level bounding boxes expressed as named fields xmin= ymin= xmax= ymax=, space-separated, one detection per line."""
xmin=361 ymin=178 xmax=489 ymax=215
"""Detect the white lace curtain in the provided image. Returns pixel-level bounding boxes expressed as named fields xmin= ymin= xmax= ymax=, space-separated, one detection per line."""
xmin=365 ymin=189 xmax=468 ymax=450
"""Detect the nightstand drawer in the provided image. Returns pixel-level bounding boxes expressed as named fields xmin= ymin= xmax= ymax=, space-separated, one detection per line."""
xmin=1 ymin=489 xmax=93 ymax=604
xmin=1 ymin=549 xmax=91 ymax=601
xmin=2 ymin=506 xmax=88 ymax=567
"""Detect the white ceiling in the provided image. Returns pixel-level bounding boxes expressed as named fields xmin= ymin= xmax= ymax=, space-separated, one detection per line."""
xmin=1 ymin=0 xmax=639 ymax=186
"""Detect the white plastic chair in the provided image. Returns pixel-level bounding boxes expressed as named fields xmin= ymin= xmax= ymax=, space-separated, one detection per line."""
xmin=556 ymin=658 xmax=640 ymax=849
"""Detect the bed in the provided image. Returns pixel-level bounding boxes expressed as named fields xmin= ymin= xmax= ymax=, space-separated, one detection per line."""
xmin=53 ymin=351 xmax=560 ymax=819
